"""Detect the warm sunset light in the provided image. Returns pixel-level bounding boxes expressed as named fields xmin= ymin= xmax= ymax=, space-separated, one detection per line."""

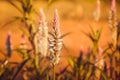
xmin=0 ymin=0 xmax=120 ymax=80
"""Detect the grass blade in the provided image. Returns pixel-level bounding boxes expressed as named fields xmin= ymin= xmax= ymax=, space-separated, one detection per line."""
xmin=6 ymin=0 xmax=23 ymax=14
xmin=12 ymin=58 xmax=30 ymax=80
xmin=60 ymin=32 xmax=71 ymax=38
xmin=0 ymin=17 xmax=22 ymax=29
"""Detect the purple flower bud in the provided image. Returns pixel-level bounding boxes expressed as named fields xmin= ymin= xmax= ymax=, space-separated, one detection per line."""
xmin=5 ymin=32 xmax=12 ymax=57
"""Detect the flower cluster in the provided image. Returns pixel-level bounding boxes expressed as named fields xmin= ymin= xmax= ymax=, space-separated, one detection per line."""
xmin=49 ymin=9 xmax=63 ymax=66
xmin=37 ymin=8 xmax=48 ymax=57
xmin=5 ymin=8 xmax=63 ymax=66
xmin=37 ymin=9 xmax=63 ymax=66
xmin=109 ymin=0 xmax=117 ymax=47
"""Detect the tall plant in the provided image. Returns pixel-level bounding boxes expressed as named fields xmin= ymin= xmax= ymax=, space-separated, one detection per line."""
xmin=0 ymin=0 xmax=63 ymax=80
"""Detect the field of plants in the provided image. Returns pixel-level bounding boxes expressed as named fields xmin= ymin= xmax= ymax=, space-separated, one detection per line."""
xmin=0 ymin=0 xmax=120 ymax=80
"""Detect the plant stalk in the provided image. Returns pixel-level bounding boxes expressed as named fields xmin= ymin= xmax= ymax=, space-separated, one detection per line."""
xmin=53 ymin=65 xmax=56 ymax=80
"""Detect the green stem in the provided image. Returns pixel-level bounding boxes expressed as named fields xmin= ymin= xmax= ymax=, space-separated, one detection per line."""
xmin=85 ymin=65 xmax=92 ymax=80
xmin=53 ymin=65 xmax=56 ymax=80
xmin=34 ymin=35 xmax=39 ymax=69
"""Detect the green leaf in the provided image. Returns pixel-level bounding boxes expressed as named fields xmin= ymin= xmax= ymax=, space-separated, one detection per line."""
xmin=67 ymin=57 xmax=74 ymax=69
xmin=0 ymin=66 xmax=4 ymax=76
xmin=85 ymin=65 xmax=92 ymax=80
xmin=12 ymin=58 xmax=30 ymax=80
xmin=0 ymin=17 xmax=22 ymax=29
xmin=89 ymin=25 xmax=95 ymax=36
xmin=13 ymin=48 xmax=25 ymax=58
xmin=47 ymin=74 xmax=50 ymax=80
xmin=41 ymin=67 xmax=50 ymax=77
xmin=96 ymin=27 xmax=103 ymax=42
xmin=60 ymin=32 xmax=71 ymax=38
xmin=33 ymin=8 xmax=39 ymax=16
xmin=89 ymin=33 xmax=95 ymax=42
xmin=0 ymin=49 xmax=6 ymax=57
xmin=87 ymin=61 xmax=110 ymax=80
xmin=19 ymin=27 xmax=29 ymax=38
xmin=49 ymin=32 xmax=54 ymax=37
xmin=0 ymin=59 xmax=9 ymax=76
xmin=82 ymin=26 xmax=96 ymax=42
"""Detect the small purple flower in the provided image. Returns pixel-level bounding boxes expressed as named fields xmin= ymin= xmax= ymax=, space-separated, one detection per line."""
xmin=5 ymin=32 xmax=12 ymax=57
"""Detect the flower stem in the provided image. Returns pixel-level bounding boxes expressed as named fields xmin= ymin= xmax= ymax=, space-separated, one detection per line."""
xmin=53 ymin=65 xmax=56 ymax=80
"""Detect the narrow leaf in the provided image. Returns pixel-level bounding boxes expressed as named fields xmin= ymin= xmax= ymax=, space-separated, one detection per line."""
xmin=14 ymin=48 xmax=25 ymax=58
xmin=19 ymin=27 xmax=29 ymax=38
xmin=67 ymin=57 xmax=74 ymax=69
xmin=7 ymin=0 xmax=23 ymax=14
xmin=0 ymin=49 xmax=6 ymax=57
xmin=0 ymin=17 xmax=22 ymax=29
xmin=60 ymin=32 xmax=71 ymax=38
xmin=12 ymin=58 xmax=30 ymax=80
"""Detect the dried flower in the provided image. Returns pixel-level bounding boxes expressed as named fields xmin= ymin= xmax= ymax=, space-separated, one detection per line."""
xmin=5 ymin=32 xmax=12 ymax=57
xmin=37 ymin=8 xmax=48 ymax=57
xmin=49 ymin=9 xmax=63 ymax=66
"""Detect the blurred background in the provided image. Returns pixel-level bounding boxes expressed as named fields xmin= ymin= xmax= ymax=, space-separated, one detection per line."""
xmin=0 ymin=0 xmax=120 ymax=63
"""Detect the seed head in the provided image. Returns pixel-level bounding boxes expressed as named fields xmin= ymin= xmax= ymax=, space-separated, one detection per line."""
xmin=37 ymin=8 xmax=48 ymax=57
xmin=49 ymin=9 xmax=63 ymax=66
